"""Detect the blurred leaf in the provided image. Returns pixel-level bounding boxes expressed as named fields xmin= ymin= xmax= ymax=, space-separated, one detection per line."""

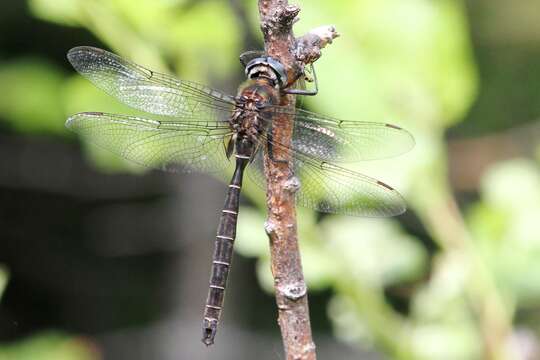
xmin=410 ymin=323 xmax=481 ymax=360
xmin=0 ymin=332 xmax=100 ymax=360
xmin=29 ymin=0 xmax=81 ymax=26
xmin=255 ymin=257 xmax=274 ymax=294
xmin=235 ymin=207 xmax=268 ymax=258
xmin=467 ymin=202 xmax=508 ymax=260
xmin=298 ymin=0 xmax=477 ymax=128
xmin=411 ymin=252 xmax=471 ymax=322
xmin=159 ymin=1 xmax=240 ymax=80
xmin=298 ymin=237 xmax=340 ymax=290
xmin=328 ymin=294 xmax=375 ymax=346
xmin=0 ymin=265 xmax=9 ymax=300
xmin=480 ymin=158 xmax=540 ymax=215
xmin=408 ymin=252 xmax=482 ymax=359
xmin=31 ymin=0 xmax=239 ymax=83
xmin=323 ymin=217 xmax=427 ymax=287
xmin=121 ymin=0 xmax=238 ymax=87
xmin=469 ymin=158 xmax=540 ymax=304
xmin=0 ymin=59 xmax=66 ymax=135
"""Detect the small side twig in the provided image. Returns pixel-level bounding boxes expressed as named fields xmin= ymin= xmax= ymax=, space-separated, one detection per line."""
xmin=257 ymin=2 xmax=338 ymax=359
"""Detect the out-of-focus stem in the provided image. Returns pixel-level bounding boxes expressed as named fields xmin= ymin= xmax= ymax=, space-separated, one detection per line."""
xmin=334 ymin=280 xmax=415 ymax=359
xmin=419 ymin=184 xmax=514 ymax=360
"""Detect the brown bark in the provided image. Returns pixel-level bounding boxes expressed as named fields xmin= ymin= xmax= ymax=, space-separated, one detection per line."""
xmin=257 ymin=2 xmax=338 ymax=359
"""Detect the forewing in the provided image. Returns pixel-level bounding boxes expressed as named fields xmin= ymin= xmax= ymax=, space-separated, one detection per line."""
xmin=246 ymin=146 xmax=406 ymax=217
xmin=67 ymin=46 xmax=235 ymax=118
xmin=262 ymin=106 xmax=415 ymax=162
xmin=66 ymin=112 xmax=232 ymax=174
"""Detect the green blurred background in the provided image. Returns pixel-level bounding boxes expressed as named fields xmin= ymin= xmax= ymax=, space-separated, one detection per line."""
xmin=0 ymin=0 xmax=539 ymax=359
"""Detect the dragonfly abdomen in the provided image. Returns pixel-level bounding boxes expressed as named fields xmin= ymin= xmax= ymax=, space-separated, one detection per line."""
xmin=202 ymin=143 xmax=251 ymax=346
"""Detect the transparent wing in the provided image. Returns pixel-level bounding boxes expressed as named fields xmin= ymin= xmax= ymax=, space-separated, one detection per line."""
xmin=292 ymin=155 xmax=406 ymax=216
xmin=66 ymin=112 xmax=232 ymax=174
xmin=246 ymin=145 xmax=406 ymax=217
xmin=262 ymin=106 xmax=415 ymax=162
xmin=67 ymin=46 xmax=235 ymax=119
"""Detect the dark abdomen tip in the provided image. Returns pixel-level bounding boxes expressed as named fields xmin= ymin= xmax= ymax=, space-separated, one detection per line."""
xmin=202 ymin=318 xmax=218 ymax=346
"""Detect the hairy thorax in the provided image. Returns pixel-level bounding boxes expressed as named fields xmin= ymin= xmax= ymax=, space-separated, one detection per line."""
xmin=230 ymin=78 xmax=279 ymax=143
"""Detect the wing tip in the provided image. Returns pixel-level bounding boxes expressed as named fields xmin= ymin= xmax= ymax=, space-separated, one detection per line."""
xmin=67 ymin=46 xmax=108 ymax=68
xmin=361 ymin=203 xmax=407 ymax=218
xmin=65 ymin=112 xmax=104 ymax=130
xmin=67 ymin=46 xmax=88 ymax=60
xmin=385 ymin=123 xmax=416 ymax=151
xmin=390 ymin=191 xmax=408 ymax=217
xmin=404 ymin=128 xmax=416 ymax=150
xmin=67 ymin=45 xmax=103 ymax=56
xmin=65 ymin=115 xmax=78 ymax=129
xmin=361 ymin=182 xmax=408 ymax=217
xmin=389 ymin=203 xmax=407 ymax=217
xmin=364 ymin=198 xmax=408 ymax=217
xmin=379 ymin=181 xmax=408 ymax=217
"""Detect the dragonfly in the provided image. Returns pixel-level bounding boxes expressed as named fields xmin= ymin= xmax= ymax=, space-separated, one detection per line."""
xmin=65 ymin=46 xmax=414 ymax=346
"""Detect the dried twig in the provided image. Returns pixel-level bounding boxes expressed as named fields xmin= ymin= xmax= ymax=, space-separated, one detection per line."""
xmin=257 ymin=2 xmax=338 ymax=359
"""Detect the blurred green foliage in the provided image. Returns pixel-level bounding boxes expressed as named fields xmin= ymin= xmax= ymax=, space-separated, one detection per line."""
xmin=0 ymin=0 xmax=539 ymax=359
xmin=0 ymin=60 xmax=66 ymax=135
xmin=0 ymin=266 xmax=8 ymax=301
xmin=0 ymin=332 xmax=99 ymax=360
xmin=470 ymin=159 xmax=540 ymax=304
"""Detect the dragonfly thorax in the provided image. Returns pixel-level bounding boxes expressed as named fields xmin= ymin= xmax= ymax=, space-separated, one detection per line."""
xmin=236 ymin=78 xmax=279 ymax=106
xmin=230 ymin=78 xmax=279 ymax=142
xmin=230 ymin=106 xmax=263 ymax=144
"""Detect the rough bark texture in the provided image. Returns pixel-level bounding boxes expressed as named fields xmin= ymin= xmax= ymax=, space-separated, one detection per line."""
xmin=257 ymin=2 xmax=338 ymax=359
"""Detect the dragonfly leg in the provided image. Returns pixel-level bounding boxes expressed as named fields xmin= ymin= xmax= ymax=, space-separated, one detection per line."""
xmin=283 ymin=63 xmax=319 ymax=96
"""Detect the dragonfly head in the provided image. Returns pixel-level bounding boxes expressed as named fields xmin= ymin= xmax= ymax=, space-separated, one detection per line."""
xmin=243 ymin=55 xmax=319 ymax=96
xmin=244 ymin=56 xmax=287 ymax=89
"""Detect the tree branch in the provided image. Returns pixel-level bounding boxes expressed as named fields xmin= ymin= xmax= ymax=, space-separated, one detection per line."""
xmin=257 ymin=2 xmax=338 ymax=359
